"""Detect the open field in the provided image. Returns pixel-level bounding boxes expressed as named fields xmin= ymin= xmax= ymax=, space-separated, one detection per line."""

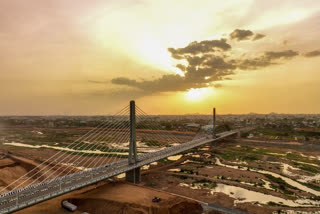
xmin=0 ymin=125 xmax=319 ymax=214
xmin=13 ymin=181 xmax=202 ymax=214
xmin=138 ymin=139 xmax=320 ymax=214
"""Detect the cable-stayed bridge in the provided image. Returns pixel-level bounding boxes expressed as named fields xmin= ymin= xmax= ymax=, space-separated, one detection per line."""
xmin=0 ymin=101 xmax=251 ymax=214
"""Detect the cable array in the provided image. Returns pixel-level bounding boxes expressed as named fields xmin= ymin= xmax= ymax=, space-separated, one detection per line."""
xmin=1 ymin=105 xmax=131 ymax=193
xmin=1 ymin=102 xmax=203 ymax=194
xmin=135 ymin=105 xmax=197 ymax=154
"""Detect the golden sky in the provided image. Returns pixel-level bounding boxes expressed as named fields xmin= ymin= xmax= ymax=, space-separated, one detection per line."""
xmin=0 ymin=0 xmax=319 ymax=115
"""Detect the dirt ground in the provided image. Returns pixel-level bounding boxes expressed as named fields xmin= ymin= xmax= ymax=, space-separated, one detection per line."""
xmin=0 ymin=151 xmax=79 ymax=193
xmin=14 ymin=181 xmax=203 ymax=214
xmin=138 ymin=139 xmax=320 ymax=214
xmin=1 ymin=125 xmax=319 ymax=214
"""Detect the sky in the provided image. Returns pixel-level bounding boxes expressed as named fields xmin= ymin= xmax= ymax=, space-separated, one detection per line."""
xmin=0 ymin=0 xmax=319 ymax=115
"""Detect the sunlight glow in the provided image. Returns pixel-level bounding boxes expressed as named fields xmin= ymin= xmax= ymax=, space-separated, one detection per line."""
xmin=185 ymin=88 xmax=210 ymax=102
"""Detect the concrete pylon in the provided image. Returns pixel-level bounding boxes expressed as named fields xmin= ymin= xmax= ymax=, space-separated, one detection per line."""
xmin=126 ymin=100 xmax=141 ymax=183
xmin=128 ymin=100 xmax=137 ymax=164
xmin=212 ymin=107 xmax=216 ymax=139
xmin=237 ymin=131 xmax=241 ymax=138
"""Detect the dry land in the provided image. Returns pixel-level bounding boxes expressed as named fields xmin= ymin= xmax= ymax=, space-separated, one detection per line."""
xmin=0 ymin=125 xmax=319 ymax=214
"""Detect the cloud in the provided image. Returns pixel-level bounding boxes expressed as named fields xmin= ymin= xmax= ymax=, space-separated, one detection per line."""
xmin=111 ymin=77 xmax=138 ymax=86
xmin=112 ymin=75 xmax=191 ymax=93
xmin=237 ymin=50 xmax=299 ymax=70
xmin=237 ymin=57 xmax=275 ymax=70
xmin=230 ymin=29 xmax=266 ymax=41
xmin=304 ymin=50 xmax=320 ymax=57
xmin=176 ymin=64 xmax=186 ymax=71
xmin=264 ymin=50 xmax=299 ymax=59
xmin=168 ymin=39 xmax=231 ymax=59
xmin=252 ymin=33 xmax=266 ymax=41
xmin=230 ymin=29 xmax=254 ymax=41
xmin=111 ymin=34 xmax=299 ymax=95
xmin=111 ymin=53 xmax=237 ymax=93
xmin=88 ymin=80 xmax=108 ymax=84
xmin=213 ymin=83 xmax=223 ymax=88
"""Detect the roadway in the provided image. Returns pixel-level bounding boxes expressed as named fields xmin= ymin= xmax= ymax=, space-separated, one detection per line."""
xmin=0 ymin=130 xmax=240 ymax=214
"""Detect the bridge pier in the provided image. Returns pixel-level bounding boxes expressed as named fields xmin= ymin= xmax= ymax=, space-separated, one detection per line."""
xmin=237 ymin=131 xmax=241 ymax=138
xmin=125 ymin=167 xmax=141 ymax=183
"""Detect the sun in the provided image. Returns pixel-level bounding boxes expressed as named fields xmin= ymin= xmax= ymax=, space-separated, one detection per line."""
xmin=185 ymin=88 xmax=207 ymax=102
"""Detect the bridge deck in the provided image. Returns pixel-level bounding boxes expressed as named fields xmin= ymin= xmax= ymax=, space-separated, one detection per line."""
xmin=0 ymin=130 xmax=239 ymax=214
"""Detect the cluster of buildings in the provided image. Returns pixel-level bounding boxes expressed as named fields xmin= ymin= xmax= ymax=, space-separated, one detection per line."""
xmin=0 ymin=114 xmax=319 ymax=133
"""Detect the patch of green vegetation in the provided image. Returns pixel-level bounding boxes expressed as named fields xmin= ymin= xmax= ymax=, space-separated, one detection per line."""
xmin=62 ymin=150 xmax=128 ymax=158
xmin=203 ymin=160 xmax=214 ymax=165
xmin=286 ymin=153 xmax=319 ymax=165
xmin=264 ymin=174 xmax=287 ymax=186
xmin=158 ymin=158 xmax=174 ymax=164
xmin=180 ymin=169 xmax=194 ymax=174
xmin=213 ymin=149 xmax=261 ymax=162
xmin=296 ymin=181 xmax=320 ymax=192
xmin=243 ymin=154 xmax=259 ymax=161
xmin=170 ymin=174 xmax=189 ymax=180
xmin=192 ymin=179 xmax=217 ymax=189
xmin=256 ymin=128 xmax=320 ymax=138
xmin=232 ymin=146 xmax=283 ymax=156
xmin=240 ymin=132 xmax=250 ymax=138
xmin=143 ymin=140 xmax=161 ymax=147
xmin=298 ymin=164 xmax=320 ymax=174
xmin=62 ymin=141 xmax=127 ymax=153
xmin=22 ymin=131 xmax=75 ymax=144
xmin=267 ymin=201 xmax=289 ymax=207
xmin=264 ymin=174 xmax=296 ymax=195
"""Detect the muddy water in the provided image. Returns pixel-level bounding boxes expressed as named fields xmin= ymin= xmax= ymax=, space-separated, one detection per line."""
xmin=261 ymin=179 xmax=273 ymax=190
xmin=150 ymin=162 xmax=158 ymax=166
xmin=168 ymin=155 xmax=182 ymax=161
xmin=141 ymin=165 xmax=150 ymax=170
xmin=212 ymin=183 xmax=319 ymax=207
xmin=3 ymin=142 xmax=128 ymax=155
xmin=282 ymin=163 xmax=300 ymax=177
xmin=214 ymin=158 xmax=320 ymax=196
xmin=168 ymin=168 xmax=181 ymax=172
xmin=298 ymin=174 xmax=320 ymax=184
xmin=117 ymin=173 xmax=125 ymax=178
xmin=179 ymin=182 xmax=319 ymax=207
xmin=281 ymin=163 xmax=319 ymax=184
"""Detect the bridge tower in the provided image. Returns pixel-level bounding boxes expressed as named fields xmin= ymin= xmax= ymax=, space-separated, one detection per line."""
xmin=126 ymin=100 xmax=141 ymax=183
xmin=213 ymin=107 xmax=216 ymax=139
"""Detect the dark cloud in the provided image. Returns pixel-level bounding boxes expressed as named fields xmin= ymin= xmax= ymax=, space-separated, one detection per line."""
xmin=237 ymin=50 xmax=299 ymax=70
xmin=304 ymin=50 xmax=320 ymax=57
xmin=230 ymin=29 xmax=266 ymax=42
xmin=111 ymin=34 xmax=299 ymax=95
xmin=176 ymin=64 xmax=186 ymax=71
xmin=168 ymin=39 xmax=231 ymax=59
xmin=111 ymin=77 xmax=138 ymax=86
xmin=252 ymin=33 xmax=266 ymax=41
xmin=237 ymin=57 xmax=275 ymax=70
xmin=111 ymin=54 xmax=236 ymax=93
xmin=264 ymin=50 xmax=299 ymax=59
xmin=111 ymin=75 xmax=191 ymax=93
xmin=88 ymin=80 xmax=108 ymax=84
xmin=230 ymin=29 xmax=254 ymax=41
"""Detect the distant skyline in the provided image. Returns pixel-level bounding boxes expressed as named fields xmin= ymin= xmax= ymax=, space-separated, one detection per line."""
xmin=0 ymin=0 xmax=319 ymax=115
